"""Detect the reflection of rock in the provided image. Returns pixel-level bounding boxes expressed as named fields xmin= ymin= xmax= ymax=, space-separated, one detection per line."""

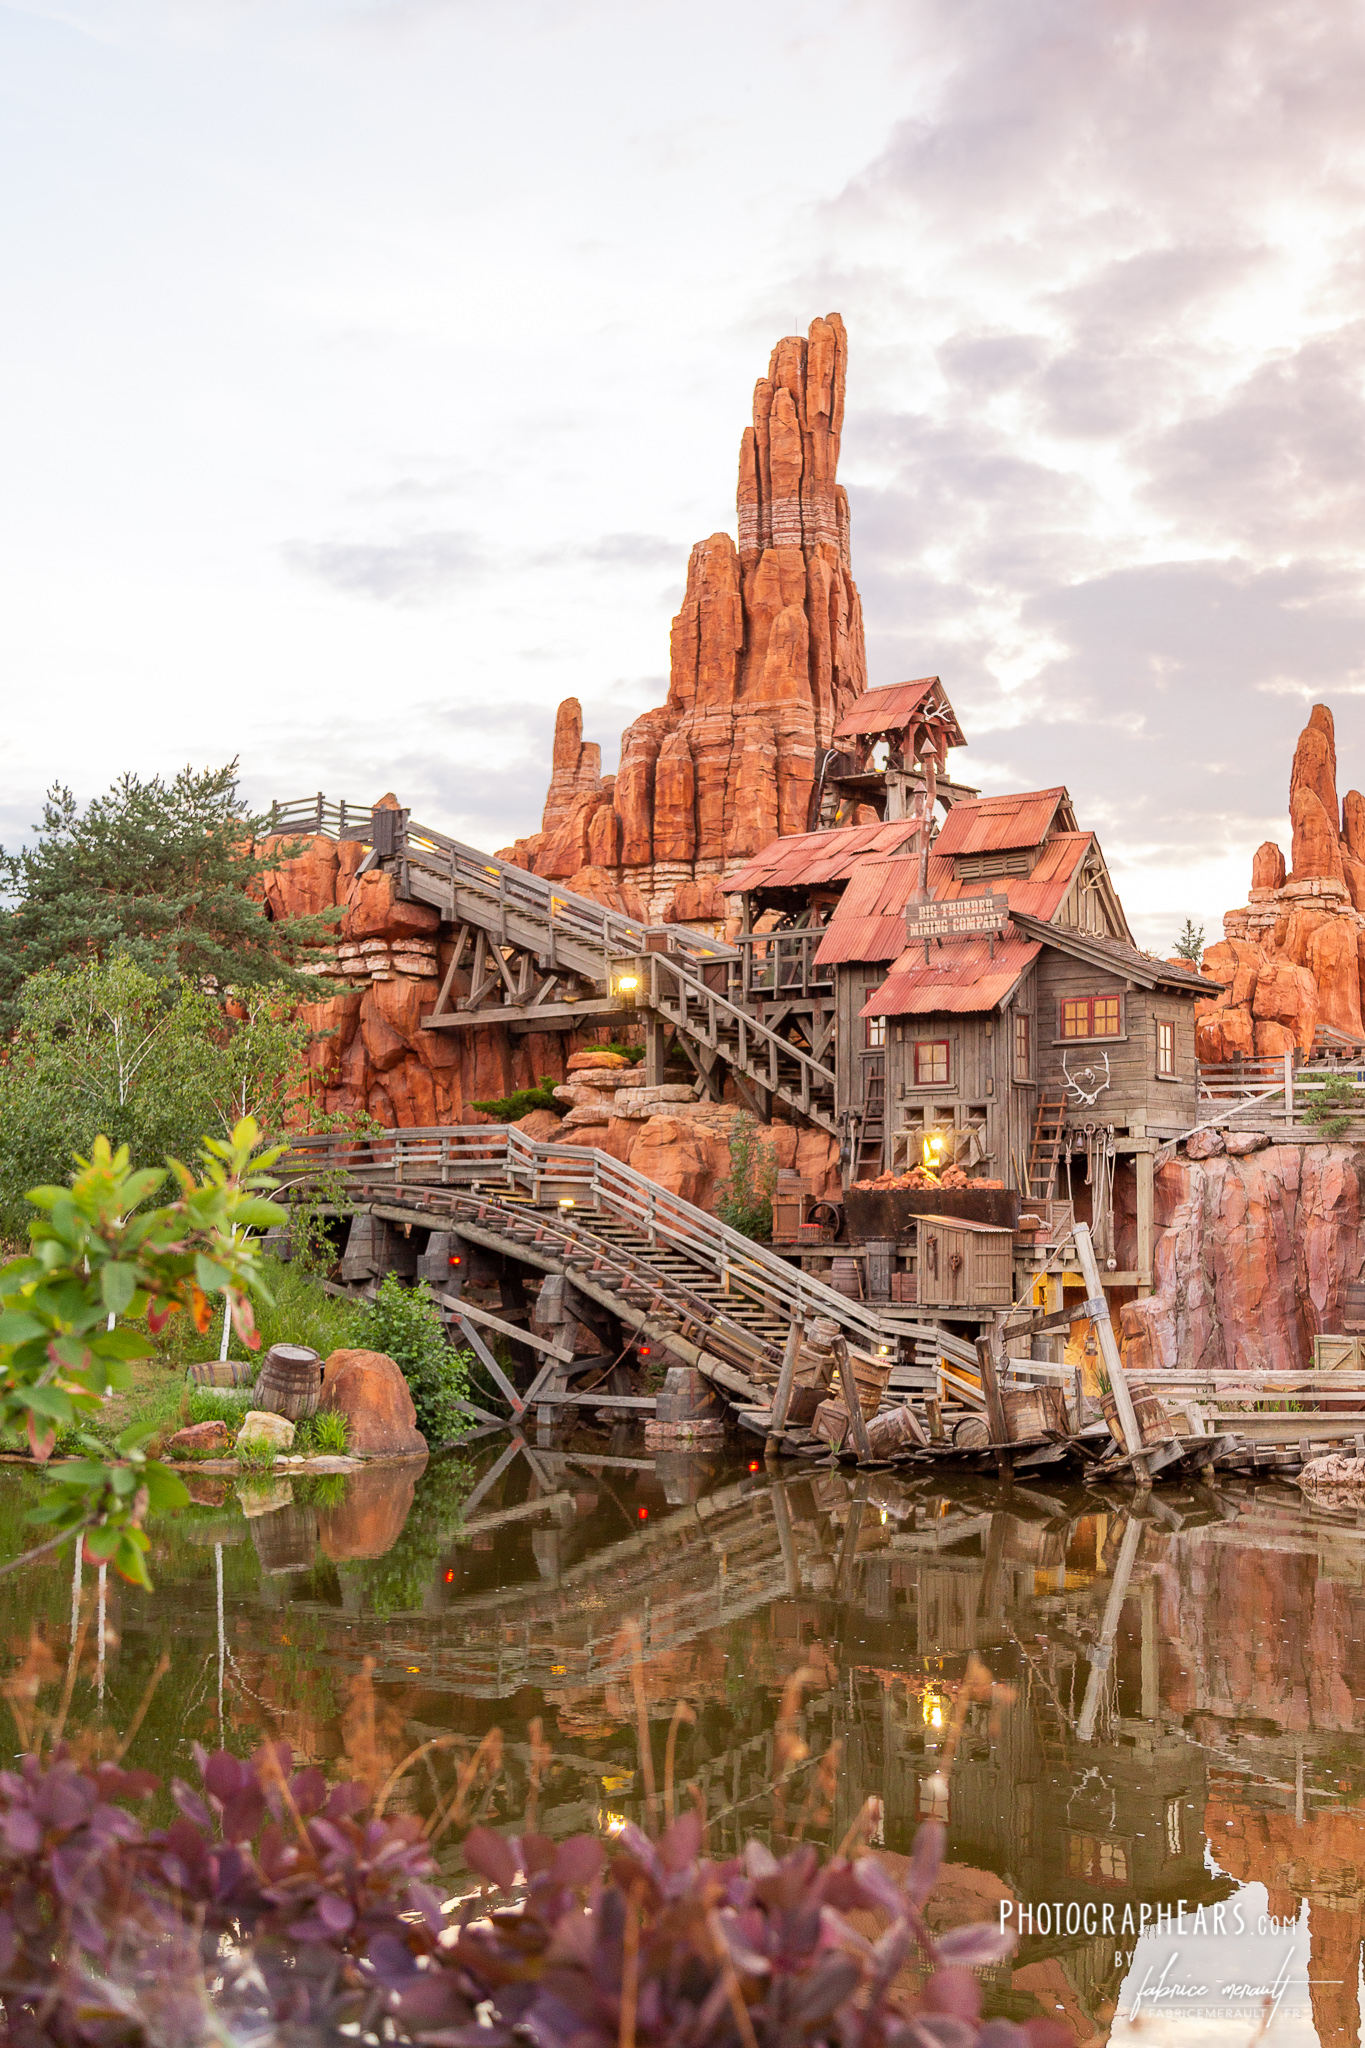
xmin=320 ymin=1349 xmax=428 ymax=1457
xmin=236 ymin=1477 xmax=295 ymax=1517
xmin=318 ymin=1455 xmax=428 ymax=1560
xmin=249 ymin=1500 xmax=319 ymax=1575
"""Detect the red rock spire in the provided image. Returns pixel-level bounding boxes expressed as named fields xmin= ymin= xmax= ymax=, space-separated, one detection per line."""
xmin=502 ymin=315 xmax=868 ymax=925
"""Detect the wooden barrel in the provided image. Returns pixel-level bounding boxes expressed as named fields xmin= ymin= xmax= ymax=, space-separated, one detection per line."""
xmin=249 ymin=1503 xmax=318 ymax=1576
xmin=187 ymin=1358 xmax=255 ymax=1389
xmin=828 ymin=1257 xmax=863 ymax=1302
xmin=255 ymin=1343 xmax=322 ymax=1421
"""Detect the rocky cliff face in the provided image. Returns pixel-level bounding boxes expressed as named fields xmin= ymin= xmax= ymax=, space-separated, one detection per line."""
xmin=1199 ymin=704 xmax=1365 ymax=1059
xmin=1119 ymin=1139 xmax=1365 ymax=1374
xmin=500 ymin=315 xmax=868 ymax=926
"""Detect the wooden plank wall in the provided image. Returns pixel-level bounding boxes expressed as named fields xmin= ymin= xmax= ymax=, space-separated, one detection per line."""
xmin=1034 ymin=956 xmax=1200 ymax=1133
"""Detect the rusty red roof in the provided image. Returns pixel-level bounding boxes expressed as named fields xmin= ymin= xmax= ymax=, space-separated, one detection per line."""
xmin=931 ymin=787 xmax=1070 ymax=856
xmin=860 ymin=934 xmax=1041 ymax=1017
xmin=832 ymin=678 xmax=966 ymax=747
xmin=815 ymin=833 xmax=1091 ymax=967
xmin=723 ymin=820 xmax=923 ymax=895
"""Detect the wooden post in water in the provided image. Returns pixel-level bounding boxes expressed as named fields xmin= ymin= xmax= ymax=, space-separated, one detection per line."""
xmin=769 ymin=1322 xmax=802 ymax=1440
xmin=1074 ymin=1221 xmax=1149 ymax=1487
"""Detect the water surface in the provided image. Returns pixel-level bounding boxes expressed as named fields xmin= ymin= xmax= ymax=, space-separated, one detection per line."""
xmin=4 ymin=1443 xmax=1364 ymax=2044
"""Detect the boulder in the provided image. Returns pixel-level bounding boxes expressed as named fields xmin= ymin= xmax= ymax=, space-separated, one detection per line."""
xmin=566 ymin=1047 xmax=633 ymax=1072
xmin=626 ymin=1115 xmax=731 ymax=1209
xmin=166 ymin=1419 xmax=234 ymax=1459
xmin=1185 ymin=1130 xmax=1225 ymax=1159
xmin=1251 ymin=955 xmax=1319 ymax=1052
xmin=320 ymin=1349 xmax=428 ymax=1458
xmin=514 ymin=1108 xmax=564 ymax=1142
xmin=344 ymin=870 xmax=441 ymax=942
xmin=236 ymin=1411 xmax=296 ymax=1454
xmin=317 ymin=1456 xmax=428 ymax=1561
xmin=1251 ymin=840 xmax=1286 ymax=891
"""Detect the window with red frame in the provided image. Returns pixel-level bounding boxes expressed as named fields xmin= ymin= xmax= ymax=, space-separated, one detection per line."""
xmin=1060 ymin=993 xmax=1122 ymax=1039
xmin=1157 ymin=1018 xmax=1175 ymax=1076
xmin=912 ymin=1039 xmax=950 ymax=1086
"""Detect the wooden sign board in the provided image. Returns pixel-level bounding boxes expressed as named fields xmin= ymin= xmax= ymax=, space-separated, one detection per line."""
xmin=904 ymin=891 xmax=1010 ymax=943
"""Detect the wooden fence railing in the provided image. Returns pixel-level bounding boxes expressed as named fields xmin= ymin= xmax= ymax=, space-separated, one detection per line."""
xmin=277 ymin=1122 xmax=979 ymax=1373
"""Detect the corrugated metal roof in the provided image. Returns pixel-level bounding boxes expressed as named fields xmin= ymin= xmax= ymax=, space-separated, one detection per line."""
xmin=932 ymin=787 xmax=1069 ymax=856
xmin=723 ymin=820 xmax=923 ymax=894
xmin=832 ymin=679 xmax=936 ymax=741
xmin=814 ymin=858 xmax=924 ymax=965
xmin=861 ymin=935 xmax=1041 ymax=1017
xmin=815 ymin=834 xmax=1091 ymax=967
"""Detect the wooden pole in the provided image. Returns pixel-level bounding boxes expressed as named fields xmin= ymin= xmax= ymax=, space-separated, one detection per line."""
xmin=1073 ymin=1221 xmax=1149 ymax=1487
xmin=769 ymin=1322 xmax=802 ymax=1439
xmin=833 ymin=1337 xmax=874 ymax=1464
xmin=1076 ymin=1512 xmax=1143 ymax=1741
xmin=1136 ymin=1144 xmax=1155 ymax=1299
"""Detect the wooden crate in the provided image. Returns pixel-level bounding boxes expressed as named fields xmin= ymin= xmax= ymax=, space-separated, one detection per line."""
xmin=916 ymin=1217 xmax=1014 ymax=1308
xmin=1314 ymin=1335 xmax=1362 ymax=1370
xmin=891 ymin=1272 xmax=918 ymax=1303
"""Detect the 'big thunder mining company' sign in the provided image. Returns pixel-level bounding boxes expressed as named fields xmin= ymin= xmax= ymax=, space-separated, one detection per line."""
xmin=903 ymin=891 xmax=1010 ymax=944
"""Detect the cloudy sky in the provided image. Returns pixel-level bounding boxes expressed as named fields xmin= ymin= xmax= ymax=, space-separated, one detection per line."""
xmin=4 ymin=0 xmax=1365 ymax=949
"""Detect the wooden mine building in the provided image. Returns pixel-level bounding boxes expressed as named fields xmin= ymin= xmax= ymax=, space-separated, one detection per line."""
xmin=725 ymin=679 xmax=1218 ymax=1307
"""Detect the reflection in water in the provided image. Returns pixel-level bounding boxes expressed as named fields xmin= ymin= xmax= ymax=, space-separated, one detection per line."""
xmin=7 ymin=1449 xmax=1365 ymax=2041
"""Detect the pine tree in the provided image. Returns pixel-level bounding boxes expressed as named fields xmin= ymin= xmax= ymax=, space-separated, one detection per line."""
xmin=1172 ymin=917 xmax=1205 ymax=966
xmin=0 ymin=761 xmax=336 ymax=1022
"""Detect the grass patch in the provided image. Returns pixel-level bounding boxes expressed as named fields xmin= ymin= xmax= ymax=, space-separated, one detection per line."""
xmin=149 ymin=1256 xmax=361 ymax=1373
xmin=234 ymin=1437 xmax=278 ymax=1473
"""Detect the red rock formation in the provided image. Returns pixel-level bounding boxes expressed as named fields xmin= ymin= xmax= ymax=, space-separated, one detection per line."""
xmin=502 ymin=315 xmax=867 ymax=924
xmin=1202 ymin=705 xmax=1365 ymax=1060
xmin=1119 ymin=1142 xmax=1365 ymax=1375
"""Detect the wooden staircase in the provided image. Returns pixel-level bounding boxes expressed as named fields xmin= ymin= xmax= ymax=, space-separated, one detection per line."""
xmin=268 ymin=796 xmax=836 ymax=1137
xmin=1026 ymin=1094 xmax=1067 ymax=1201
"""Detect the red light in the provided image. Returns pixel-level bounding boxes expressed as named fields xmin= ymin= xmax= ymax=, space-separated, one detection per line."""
xmin=748 ymin=1461 xmax=760 ymax=1473
xmin=448 ymin=1254 xmax=463 ymax=1266
xmin=638 ymin=1345 xmax=651 ymax=1358
xmin=444 ymin=1569 xmax=454 ymax=1583
xmin=638 ymin=1507 xmax=649 ymax=1521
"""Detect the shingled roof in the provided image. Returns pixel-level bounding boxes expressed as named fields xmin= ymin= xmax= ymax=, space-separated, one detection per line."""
xmin=815 ymin=834 xmax=1095 ymax=967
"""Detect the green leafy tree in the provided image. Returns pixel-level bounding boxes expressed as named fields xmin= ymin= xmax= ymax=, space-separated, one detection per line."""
xmin=351 ymin=1273 xmax=471 ymax=1444
xmin=0 ymin=761 xmax=336 ymax=1023
xmin=0 ymin=1119 xmax=281 ymax=1587
xmin=1172 ymin=918 xmax=1205 ymax=966
xmin=0 ymin=957 xmax=318 ymax=1231
xmin=1303 ymin=1073 xmax=1364 ymax=1141
xmin=714 ymin=1114 xmax=778 ymax=1241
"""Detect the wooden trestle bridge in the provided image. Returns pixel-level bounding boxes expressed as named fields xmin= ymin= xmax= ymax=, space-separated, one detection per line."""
xmin=280 ymin=1124 xmax=980 ymax=1425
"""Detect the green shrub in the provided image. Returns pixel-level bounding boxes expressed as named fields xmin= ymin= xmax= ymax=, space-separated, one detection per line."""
xmin=234 ymin=1437 xmax=278 ymax=1472
xmin=714 ymin=1114 xmax=777 ymax=1240
xmin=1303 ymin=1073 xmax=1365 ymax=1142
xmin=350 ymin=1274 xmax=472 ymax=1445
xmin=150 ymin=1255 xmax=361 ymax=1371
xmin=308 ymin=1408 xmax=350 ymax=1455
xmin=471 ymin=1076 xmax=560 ymax=1122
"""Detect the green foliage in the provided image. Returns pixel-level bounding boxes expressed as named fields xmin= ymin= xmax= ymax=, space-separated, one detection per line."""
xmin=300 ymin=1407 xmax=350 ymax=1456
xmin=0 ymin=761 xmax=338 ymax=1026
xmin=1172 ymin=918 xmax=1205 ymax=966
xmin=187 ymin=1387 xmax=255 ymax=1427
xmin=0 ymin=1118 xmax=283 ymax=1587
xmin=471 ymin=1076 xmax=560 ymax=1122
xmin=1303 ymin=1072 xmax=1365 ymax=1141
xmin=350 ymin=1274 xmax=472 ymax=1444
xmin=234 ymin=1437 xmax=278 ymax=1472
xmin=578 ymin=1040 xmax=645 ymax=1064
xmin=0 ymin=957 xmax=317 ymax=1232
xmin=152 ymin=1255 xmax=360 ymax=1373
xmin=714 ymin=1114 xmax=777 ymax=1241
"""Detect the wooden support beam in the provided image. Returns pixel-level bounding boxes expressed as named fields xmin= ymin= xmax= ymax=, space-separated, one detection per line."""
xmin=833 ymin=1336 xmax=874 ymax=1464
xmin=439 ymin=1293 xmax=575 ymax=1362
xmin=450 ymin=1311 xmax=526 ymax=1416
xmin=1136 ymin=1145 xmax=1155 ymax=1297
xmin=768 ymin=1322 xmax=802 ymax=1438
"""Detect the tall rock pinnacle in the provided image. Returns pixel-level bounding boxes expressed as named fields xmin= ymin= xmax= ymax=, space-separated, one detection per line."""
xmin=501 ymin=314 xmax=867 ymax=925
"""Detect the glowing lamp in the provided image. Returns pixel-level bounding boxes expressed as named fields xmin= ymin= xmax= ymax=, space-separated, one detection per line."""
xmin=615 ymin=973 xmax=639 ymax=993
xmin=558 ymin=1196 xmax=575 ymax=1211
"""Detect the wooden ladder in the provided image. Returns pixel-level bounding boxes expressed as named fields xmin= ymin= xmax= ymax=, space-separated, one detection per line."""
xmin=1026 ymin=1093 xmax=1067 ymax=1201
xmin=853 ymin=1065 xmax=886 ymax=1179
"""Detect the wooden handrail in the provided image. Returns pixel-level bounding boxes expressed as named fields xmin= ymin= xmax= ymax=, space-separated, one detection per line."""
xmin=278 ymin=1122 xmax=978 ymax=1367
